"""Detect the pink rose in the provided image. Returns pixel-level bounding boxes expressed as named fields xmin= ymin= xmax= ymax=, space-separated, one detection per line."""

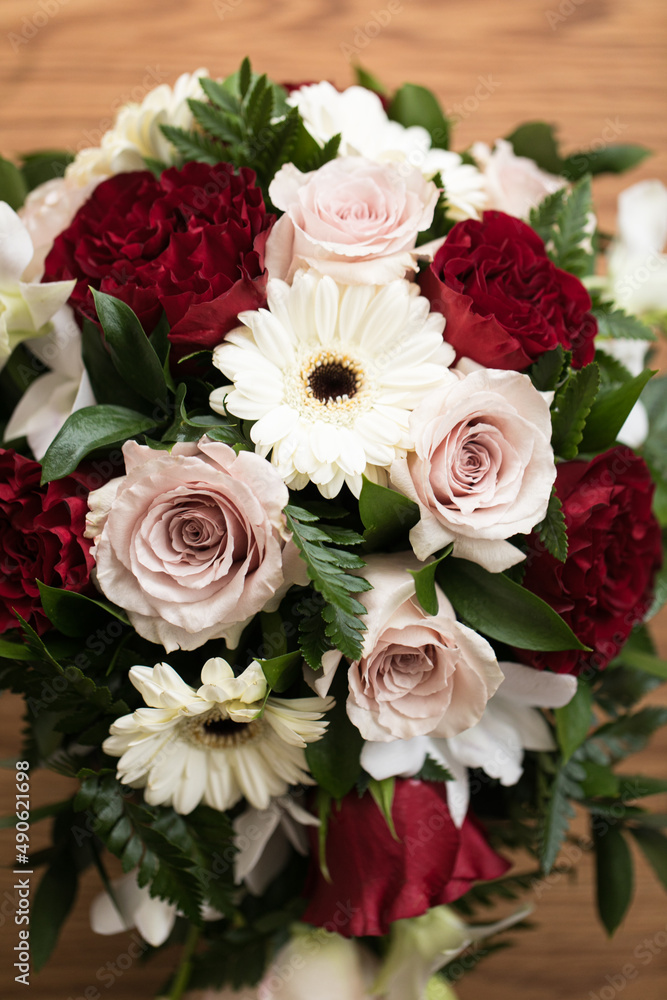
xmin=19 ymin=176 xmax=99 ymax=280
xmin=265 ymin=156 xmax=438 ymax=284
xmin=313 ymin=554 xmax=503 ymax=742
xmin=472 ymin=138 xmax=565 ymax=219
xmin=86 ymin=438 xmax=305 ymax=652
xmin=391 ymin=368 xmax=556 ymax=572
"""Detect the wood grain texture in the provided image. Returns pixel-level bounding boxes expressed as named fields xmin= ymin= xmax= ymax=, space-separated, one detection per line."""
xmin=0 ymin=0 xmax=666 ymax=997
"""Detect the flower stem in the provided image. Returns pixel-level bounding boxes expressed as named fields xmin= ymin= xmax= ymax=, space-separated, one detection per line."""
xmin=168 ymin=923 xmax=201 ymax=1000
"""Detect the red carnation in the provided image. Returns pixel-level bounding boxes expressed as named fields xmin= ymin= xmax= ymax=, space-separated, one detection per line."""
xmin=302 ymin=779 xmax=509 ymax=937
xmin=419 ymin=211 xmax=597 ymax=371
xmin=0 ymin=450 xmax=95 ymax=635
xmin=42 ymin=162 xmax=274 ymax=366
xmin=519 ymin=446 xmax=662 ymax=675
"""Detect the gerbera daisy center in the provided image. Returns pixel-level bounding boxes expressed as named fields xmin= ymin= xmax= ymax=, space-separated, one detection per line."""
xmin=184 ymin=708 xmax=264 ymax=749
xmin=305 ymin=351 xmax=364 ymax=404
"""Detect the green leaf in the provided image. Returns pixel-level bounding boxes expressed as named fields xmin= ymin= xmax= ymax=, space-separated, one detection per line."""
xmin=81 ymin=318 xmax=154 ymax=412
xmin=534 ymin=489 xmax=568 ymax=562
xmin=358 ymin=476 xmax=420 ymax=551
xmin=585 ymin=708 xmax=667 ymax=765
xmin=91 ymin=289 xmax=169 ymax=408
xmin=239 ymin=56 xmax=252 ymax=98
xmin=549 ymin=175 xmax=594 ymax=277
xmin=40 ymin=404 xmax=159 ymax=483
xmin=37 ymin=582 xmax=128 ymax=637
xmin=20 ymin=151 xmax=74 ymax=190
xmin=368 ymin=778 xmax=399 ymax=840
xmin=417 ymin=755 xmax=453 ymax=783
xmin=562 ymin=144 xmax=650 ymax=181
xmin=616 ymin=775 xmax=667 ymax=800
xmin=408 ymin=545 xmax=453 ymax=615
xmin=593 ymin=304 xmax=656 ymax=341
xmin=629 ymin=827 xmax=667 ymax=891
xmin=529 ymin=187 xmax=567 ymax=245
xmin=613 ymin=649 xmax=667 ymax=681
xmin=580 ymin=761 xmax=620 ymax=799
xmin=555 ymin=678 xmax=593 ymax=762
xmin=31 ymin=856 xmax=79 ymax=971
xmin=437 ymin=558 xmax=588 ymax=651
xmin=285 ymin=504 xmax=371 ymax=662
xmin=389 ymin=83 xmax=450 ymax=150
xmin=187 ymin=98 xmax=244 ymax=145
xmin=0 ymin=155 xmax=28 ymax=209
xmin=199 ymin=76 xmax=242 ymax=116
xmin=528 ymin=345 xmax=568 ymax=392
xmin=257 ymin=651 xmax=302 ymax=694
xmin=579 ymin=368 xmax=655 ymax=453
xmin=0 ymin=636 xmax=32 ymax=661
xmin=550 ymin=363 xmax=600 ymax=460
xmin=506 ymin=122 xmax=563 ymax=174
xmin=298 ymin=601 xmax=332 ymax=671
xmin=160 ymin=124 xmax=227 ymax=165
xmin=540 ymin=754 xmax=585 ymax=872
xmin=353 ymin=65 xmax=387 ymax=95
xmin=305 ymin=668 xmax=363 ymax=798
xmin=594 ymin=825 xmax=634 ymax=935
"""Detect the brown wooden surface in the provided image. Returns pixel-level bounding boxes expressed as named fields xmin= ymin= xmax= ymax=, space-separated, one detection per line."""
xmin=1 ymin=0 xmax=666 ymax=997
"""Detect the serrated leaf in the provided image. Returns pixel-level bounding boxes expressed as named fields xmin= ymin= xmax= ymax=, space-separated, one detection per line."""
xmin=540 ymin=754 xmax=585 ymax=872
xmin=550 ymin=363 xmax=600 ymax=460
xmin=417 ymin=755 xmax=453 ymax=783
xmin=579 ymin=368 xmax=655 ymax=453
xmin=534 ymin=489 xmax=568 ymax=562
xmin=593 ymin=304 xmax=656 ymax=341
xmin=245 ymin=74 xmax=273 ymax=134
xmin=528 ymin=345 xmax=568 ymax=392
xmin=585 ymin=708 xmax=667 ymax=764
xmin=298 ymin=603 xmax=332 ymax=670
xmin=239 ymin=57 xmax=252 ymax=98
xmin=199 ymin=76 xmax=242 ymax=115
xmin=285 ymin=504 xmax=370 ymax=662
xmin=549 ymin=175 xmax=594 ymax=276
xmin=529 ymin=187 xmax=568 ymax=245
xmin=555 ymin=678 xmax=593 ymax=761
xmin=437 ymin=558 xmax=588 ymax=652
xmin=187 ymin=98 xmax=244 ymax=144
xmin=40 ymin=404 xmax=159 ymax=483
xmin=594 ymin=825 xmax=634 ymax=935
xmin=160 ymin=124 xmax=227 ymax=165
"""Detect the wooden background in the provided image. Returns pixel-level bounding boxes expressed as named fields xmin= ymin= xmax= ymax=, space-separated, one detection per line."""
xmin=1 ymin=0 xmax=666 ymax=997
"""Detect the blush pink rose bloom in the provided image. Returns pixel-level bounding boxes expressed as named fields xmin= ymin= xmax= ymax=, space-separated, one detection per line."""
xmin=19 ymin=176 xmax=100 ymax=280
xmin=86 ymin=438 xmax=306 ymax=652
xmin=265 ymin=156 xmax=439 ymax=284
xmin=390 ymin=368 xmax=556 ymax=573
xmin=471 ymin=138 xmax=565 ymax=220
xmin=312 ymin=554 xmax=503 ymax=743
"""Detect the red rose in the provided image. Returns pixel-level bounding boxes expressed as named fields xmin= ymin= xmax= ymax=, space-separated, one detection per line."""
xmin=0 ymin=450 xmax=94 ymax=635
xmin=302 ymin=779 xmax=509 ymax=937
xmin=519 ymin=446 xmax=662 ymax=675
xmin=419 ymin=211 xmax=597 ymax=371
xmin=42 ymin=162 xmax=274 ymax=366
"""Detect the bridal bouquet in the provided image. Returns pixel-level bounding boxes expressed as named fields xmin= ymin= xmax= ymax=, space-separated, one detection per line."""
xmin=2 ymin=61 xmax=666 ymax=999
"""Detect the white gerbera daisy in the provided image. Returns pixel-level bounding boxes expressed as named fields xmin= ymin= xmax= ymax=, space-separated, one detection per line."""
xmin=103 ymin=658 xmax=332 ymax=815
xmin=210 ymin=271 xmax=455 ymax=498
xmin=287 ymin=82 xmax=487 ymax=220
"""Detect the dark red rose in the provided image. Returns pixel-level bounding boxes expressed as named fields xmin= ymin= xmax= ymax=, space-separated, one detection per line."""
xmin=0 ymin=450 xmax=95 ymax=635
xmin=42 ymin=162 xmax=274 ymax=366
xmin=419 ymin=211 xmax=597 ymax=371
xmin=519 ymin=447 xmax=662 ymax=675
xmin=302 ymin=779 xmax=509 ymax=937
